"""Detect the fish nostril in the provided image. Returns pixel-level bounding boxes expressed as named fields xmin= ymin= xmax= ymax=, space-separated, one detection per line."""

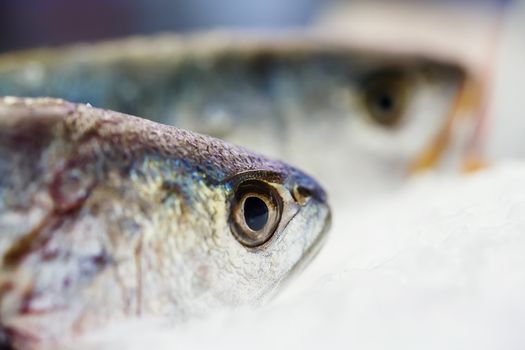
xmin=289 ymin=168 xmax=327 ymax=204
xmin=292 ymin=186 xmax=314 ymax=205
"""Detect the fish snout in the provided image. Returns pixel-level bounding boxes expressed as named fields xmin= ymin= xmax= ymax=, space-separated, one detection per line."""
xmin=288 ymin=168 xmax=328 ymax=206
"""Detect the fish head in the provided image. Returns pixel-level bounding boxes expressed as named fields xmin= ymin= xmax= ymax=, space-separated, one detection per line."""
xmin=137 ymin=135 xmax=331 ymax=317
xmin=339 ymin=61 xmax=477 ymax=173
xmin=215 ymin=167 xmax=329 ymax=303
xmin=264 ymin=52 xmax=477 ymax=200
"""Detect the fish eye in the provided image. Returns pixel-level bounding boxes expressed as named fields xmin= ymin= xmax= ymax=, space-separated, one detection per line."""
xmin=230 ymin=180 xmax=283 ymax=247
xmin=361 ymin=69 xmax=410 ymax=128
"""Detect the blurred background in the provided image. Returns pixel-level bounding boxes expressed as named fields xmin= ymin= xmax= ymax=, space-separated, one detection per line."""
xmin=0 ymin=0 xmax=326 ymax=53
xmin=0 ymin=0 xmax=522 ymax=160
xmin=0 ymin=0 xmax=510 ymax=52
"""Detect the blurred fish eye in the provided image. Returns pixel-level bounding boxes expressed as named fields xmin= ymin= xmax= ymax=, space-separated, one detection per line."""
xmin=230 ymin=180 xmax=283 ymax=248
xmin=361 ymin=69 xmax=411 ymax=128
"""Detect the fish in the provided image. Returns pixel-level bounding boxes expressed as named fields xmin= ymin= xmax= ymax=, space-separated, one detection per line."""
xmin=0 ymin=32 xmax=482 ymax=203
xmin=0 ymin=96 xmax=331 ymax=348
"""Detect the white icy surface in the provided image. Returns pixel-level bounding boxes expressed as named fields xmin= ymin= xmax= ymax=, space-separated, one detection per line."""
xmin=79 ymin=161 xmax=525 ymax=350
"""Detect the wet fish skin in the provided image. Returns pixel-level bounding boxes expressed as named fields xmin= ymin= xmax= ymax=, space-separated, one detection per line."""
xmin=0 ymin=33 xmax=473 ymax=201
xmin=0 ymin=97 xmax=330 ymax=347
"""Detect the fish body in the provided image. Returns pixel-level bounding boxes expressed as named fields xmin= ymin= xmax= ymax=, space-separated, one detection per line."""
xmin=0 ymin=33 xmax=479 ymax=202
xmin=0 ymin=97 xmax=330 ymax=348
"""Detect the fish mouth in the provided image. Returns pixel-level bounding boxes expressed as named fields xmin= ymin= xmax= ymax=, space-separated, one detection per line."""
xmin=289 ymin=206 xmax=332 ymax=277
xmin=266 ymin=203 xmax=332 ymax=299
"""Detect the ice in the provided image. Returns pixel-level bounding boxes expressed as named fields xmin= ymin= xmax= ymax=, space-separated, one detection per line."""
xmin=79 ymin=161 xmax=525 ymax=350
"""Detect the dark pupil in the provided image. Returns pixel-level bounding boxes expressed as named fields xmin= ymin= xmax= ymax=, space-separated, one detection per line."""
xmin=243 ymin=196 xmax=269 ymax=231
xmin=375 ymin=91 xmax=395 ymax=114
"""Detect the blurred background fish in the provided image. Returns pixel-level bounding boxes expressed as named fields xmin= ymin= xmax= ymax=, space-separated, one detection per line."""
xmin=0 ymin=34 xmax=481 ymax=203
